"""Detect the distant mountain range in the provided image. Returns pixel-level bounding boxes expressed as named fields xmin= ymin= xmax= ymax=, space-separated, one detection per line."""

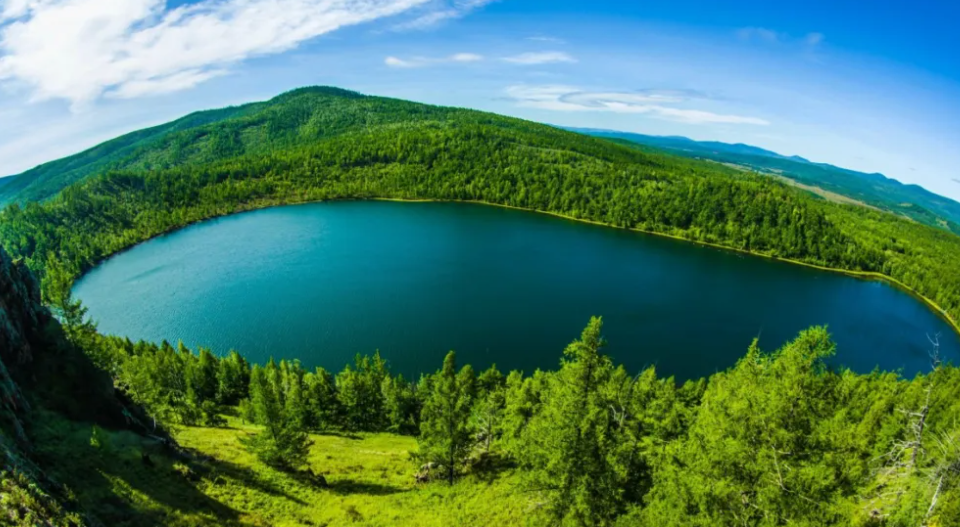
xmin=568 ymin=127 xmax=960 ymax=234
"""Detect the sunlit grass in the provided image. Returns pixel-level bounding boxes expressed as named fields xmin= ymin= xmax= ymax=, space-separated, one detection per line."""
xmin=35 ymin=412 xmax=548 ymax=526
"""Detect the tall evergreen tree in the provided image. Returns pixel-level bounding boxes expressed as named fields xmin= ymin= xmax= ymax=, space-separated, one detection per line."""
xmin=242 ymin=364 xmax=311 ymax=469
xmin=522 ymin=317 xmax=626 ymax=526
xmin=382 ymin=374 xmax=419 ymax=434
xmin=216 ymin=350 xmax=250 ymax=405
xmin=304 ymin=367 xmax=340 ymax=430
xmin=419 ymin=351 xmax=474 ymax=485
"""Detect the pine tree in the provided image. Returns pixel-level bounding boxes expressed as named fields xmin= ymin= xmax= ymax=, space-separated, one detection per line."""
xmin=282 ymin=360 xmax=307 ymax=429
xmin=382 ymin=374 xmax=418 ymax=434
xmin=336 ymin=353 xmax=388 ymax=431
xmin=501 ymin=370 xmax=542 ymax=459
xmin=304 ymin=367 xmax=339 ymax=430
xmin=418 ymin=351 xmax=474 ymax=485
xmin=187 ymin=347 xmax=219 ymax=403
xmin=216 ymin=350 xmax=250 ymax=405
xmin=242 ymin=364 xmax=311 ymax=470
xmin=522 ymin=317 xmax=624 ymax=526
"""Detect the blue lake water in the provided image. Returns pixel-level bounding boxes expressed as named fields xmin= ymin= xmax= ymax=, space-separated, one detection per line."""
xmin=73 ymin=201 xmax=960 ymax=380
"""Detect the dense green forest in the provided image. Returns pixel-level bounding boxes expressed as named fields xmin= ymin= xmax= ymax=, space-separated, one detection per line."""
xmin=574 ymin=128 xmax=960 ymax=233
xmin=1 ymin=86 xmax=960 ymax=526
xmin=42 ymin=297 xmax=960 ymax=526
xmin=0 ymin=87 xmax=958 ymax=330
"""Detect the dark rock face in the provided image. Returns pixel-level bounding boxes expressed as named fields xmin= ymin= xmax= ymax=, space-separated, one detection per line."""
xmin=0 ymin=247 xmax=48 ymax=365
xmin=0 ymin=247 xmax=87 ymax=525
xmin=0 ymin=247 xmax=50 ymax=445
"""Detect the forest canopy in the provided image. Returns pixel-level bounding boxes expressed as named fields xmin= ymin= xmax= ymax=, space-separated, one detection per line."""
xmin=1 ymin=87 xmax=959 ymax=330
xmin=1 ymin=87 xmax=960 ymax=526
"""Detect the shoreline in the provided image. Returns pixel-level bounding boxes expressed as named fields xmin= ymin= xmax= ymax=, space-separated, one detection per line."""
xmin=71 ymin=195 xmax=960 ymax=339
xmin=371 ymin=197 xmax=960 ymax=337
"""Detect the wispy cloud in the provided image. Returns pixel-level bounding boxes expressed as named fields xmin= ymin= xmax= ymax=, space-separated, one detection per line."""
xmin=737 ymin=27 xmax=782 ymax=44
xmin=737 ymin=26 xmax=825 ymax=48
xmin=805 ymin=32 xmax=825 ymax=46
xmin=526 ymin=36 xmax=564 ymax=43
xmin=0 ymin=0 xmax=431 ymax=105
xmin=385 ymin=52 xmax=483 ymax=68
xmin=450 ymin=53 xmax=483 ymax=62
xmin=953 ymin=178 xmax=960 ymax=185
xmin=393 ymin=0 xmax=497 ymax=30
xmin=503 ymin=51 xmax=577 ymax=65
xmin=505 ymin=85 xmax=770 ymax=125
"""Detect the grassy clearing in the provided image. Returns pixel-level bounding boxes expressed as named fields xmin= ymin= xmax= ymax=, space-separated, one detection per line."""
xmin=34 ymin=413 xmax=548 ymax=526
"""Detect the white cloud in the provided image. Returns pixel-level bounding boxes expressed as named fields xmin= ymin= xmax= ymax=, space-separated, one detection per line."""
xmin=0 ymin=0 xmax=431 ymax=104
xmin=805 ymin=32 xmax=825 ymax=46
xmin=526 ymin=36 xmax=564 ymax=43
xmin=385 ymin=56 xmax=418 ymax=68
xmin=384 ymin=52 xmax=483 ymax=68
xmin=502 ymin=51 xmax=576 ymax=65
xmin=393 ymin=0 xmax=496 ymax=30
xmin=450 ymin=52 xmax=482 ymax=62
xmin=505 ymin=85 xmax=770 ymax=125
xmin=737 ymin=27 xmax=825 ymax=48
xmin=737 ymin=27 xmax=782 ymax=44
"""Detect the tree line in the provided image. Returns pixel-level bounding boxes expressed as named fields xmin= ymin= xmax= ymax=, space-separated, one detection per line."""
xmin=1 ymin=88 xmax=959 ymax=327
xmin=75 ymin=312 xmax=960 ymax=527
xmin=3 ymin=87 xmax=960 ymax=526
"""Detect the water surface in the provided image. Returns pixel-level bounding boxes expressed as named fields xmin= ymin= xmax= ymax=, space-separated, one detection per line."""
xmin=74 ymin=201 xmax=960 ymax=380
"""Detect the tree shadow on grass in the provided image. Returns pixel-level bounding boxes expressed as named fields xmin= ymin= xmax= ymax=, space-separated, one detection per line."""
xmin=34 ymin=424 xmax=249 ymax=527
xmin=466 ymin=452 xmax=516 ymax=485
xmin=325 ymin=479 xmax=407 ymax=496
xmin=192 ymin=453 xmax=309 ymax=506
xmin=313 ymin=429 xmax=363 ymax=440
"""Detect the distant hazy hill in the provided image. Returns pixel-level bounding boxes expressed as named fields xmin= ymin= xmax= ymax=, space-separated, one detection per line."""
xmin=571 ymin=128 xmax=960 ymax=233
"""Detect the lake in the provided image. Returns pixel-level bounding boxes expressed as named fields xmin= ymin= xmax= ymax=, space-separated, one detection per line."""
xmin=73 ymin=201 xmax=960 ymax=380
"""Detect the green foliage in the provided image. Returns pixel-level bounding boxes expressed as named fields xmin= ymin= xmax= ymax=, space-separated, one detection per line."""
xmin=418 ymin=351 xmax=475 ymax=485
xmin=304 ymin=366 xmax=340 ymax=430
xmin=382 ymin=374 xmax=419 ymax=434
xmin=520 ymin=317 xmax=635 ymax=526
xmin=33 ymin=306 xmax=960 ymax=526
xmin=4 ymin=87 xmax=960 ymax=526
xmin=215 ymin=350 xmax=249 ymax=405
xmin=241 ymin=363 xmax=312 ymax=469
xmin=335 ymin=352 xmax=389 ymax=431
xmin=472 ymin=365 xmax=506 ymax=453
xmin=0 ymin=469 xmax=83 ymax=527
xmin=586 ymin=128 xmax=960 ymax=233
xmin=4 ymin=87 xmax=960 ymax=331
xmin=501 ymin=369 xmax=543 ymax=458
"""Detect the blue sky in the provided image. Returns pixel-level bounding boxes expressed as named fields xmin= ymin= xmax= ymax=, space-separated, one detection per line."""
xmin=1 ymin=0 xmax=959 ymax=200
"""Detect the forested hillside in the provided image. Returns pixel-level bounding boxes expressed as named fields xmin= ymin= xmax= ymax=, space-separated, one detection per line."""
xmin=576 ymin=128 xmax=960 ymax=233
xmin=26 ymin=295 xmax=960 ymax=526
xmin=0 ymin=87 xmax=958 ymax=330
xmin=1 ymin=86 xmax=960 ymax=525
xmin=0 ymin=104 xmax=265 ymax=205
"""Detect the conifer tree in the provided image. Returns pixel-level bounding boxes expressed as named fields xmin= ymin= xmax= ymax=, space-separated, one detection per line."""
xmin=304 ymin=367 xmax=340 ymax=430
xmin=382 ymin=374 xmax=418 ymax=434
xmin=501 ymin=370 xmax=542 ymax=459
xmin=419 ymin=351 xmax=474 ymax=485
xmin=242 ymin=364 xmax=311 ymax=469
xmin=522 ymin=317 xmax=624 ymax=526
xmin=216 ymin=350 xmax=250 ymax=405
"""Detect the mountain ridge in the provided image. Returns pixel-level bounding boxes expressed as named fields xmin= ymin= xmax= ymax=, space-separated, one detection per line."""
xmin=0 ymin=86 xmax=959 ymax=525
xmin=4 ymin=92 xmax=958 ymax=237
xmin=566 ymin=127 xmax=960 ymax=232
